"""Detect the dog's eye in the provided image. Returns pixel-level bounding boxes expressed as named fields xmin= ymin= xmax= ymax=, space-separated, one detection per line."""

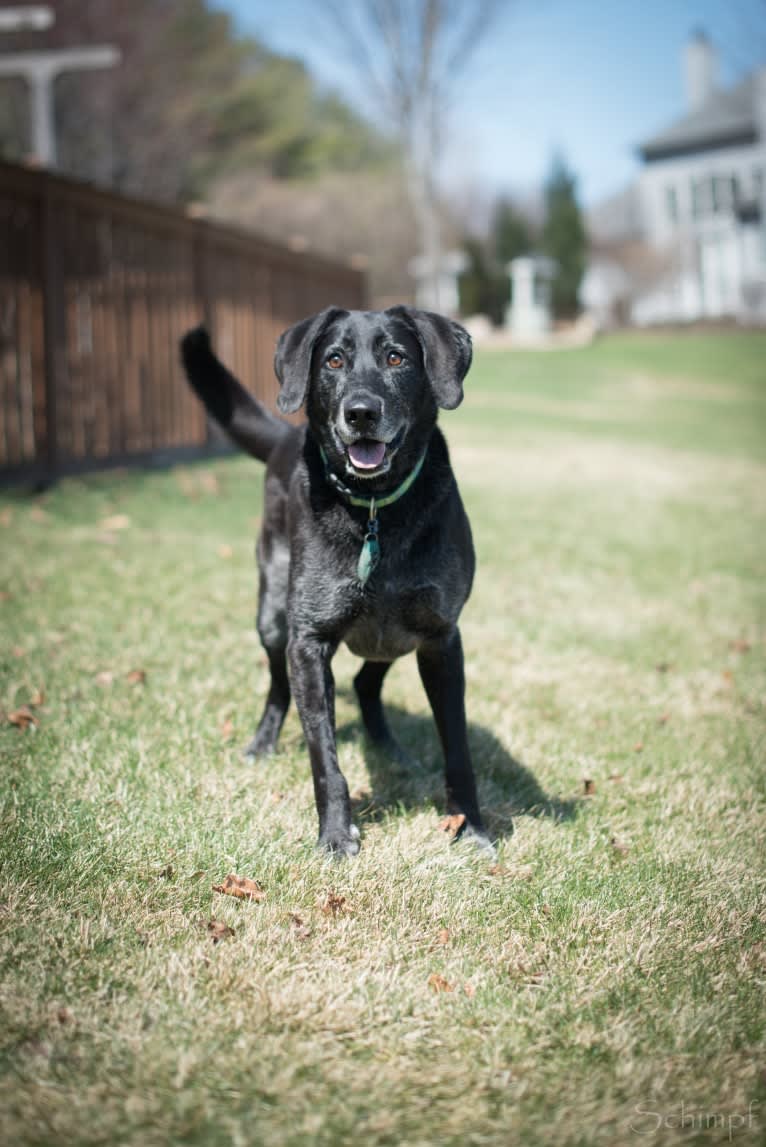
xmin=326 ymin=353 xmax=344 ymax=370
xmin=386 ymin=351 xmax=403 ymax=367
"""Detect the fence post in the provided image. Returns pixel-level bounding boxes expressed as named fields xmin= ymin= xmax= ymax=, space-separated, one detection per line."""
xmin=40 ymin=172 xmax=64 ymax=481
xmin=192 ymin=222 xmax=215 ymax=443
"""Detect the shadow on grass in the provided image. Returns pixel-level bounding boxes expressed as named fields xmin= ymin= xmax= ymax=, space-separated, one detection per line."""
xmin=335 ymin=696 xmax=578 ymax=842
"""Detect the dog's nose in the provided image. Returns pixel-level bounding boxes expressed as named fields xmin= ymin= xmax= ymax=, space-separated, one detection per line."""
xmin=343 ymin=393 xmax=383 ymax=431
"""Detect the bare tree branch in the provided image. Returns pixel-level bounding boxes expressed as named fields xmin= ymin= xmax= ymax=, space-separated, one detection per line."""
xmin=314 ymin=0 xmax=502 ymax=310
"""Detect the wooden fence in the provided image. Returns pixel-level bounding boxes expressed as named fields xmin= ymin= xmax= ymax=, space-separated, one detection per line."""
xmin=0 ymin=161 xmax=366 ymax=483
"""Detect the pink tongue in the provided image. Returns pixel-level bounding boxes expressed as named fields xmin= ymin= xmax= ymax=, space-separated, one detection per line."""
xmin=348 ymin=440 xmax=386 ymax=469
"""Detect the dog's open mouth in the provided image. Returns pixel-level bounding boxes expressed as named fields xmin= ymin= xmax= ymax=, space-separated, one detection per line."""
xmin=347 ymin=439 xmax=387 ymax=471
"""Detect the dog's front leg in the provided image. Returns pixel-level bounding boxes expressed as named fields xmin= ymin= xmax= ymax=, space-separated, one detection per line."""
xmin=287 ymin=633 xmax=360 ymax=856
xmin=417 ymin=628 xmax=493 ymax=850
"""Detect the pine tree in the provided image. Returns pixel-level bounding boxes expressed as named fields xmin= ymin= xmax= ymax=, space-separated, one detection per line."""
xmin=459 ymin=198 xmax=533 ymax=323
xmin=492 ymin=199 xmax=531 ymax=266
xmin=458 ymin=238 xmax=507 ymax=325
xmin=541 ymin=153 xmax=587 ymax=319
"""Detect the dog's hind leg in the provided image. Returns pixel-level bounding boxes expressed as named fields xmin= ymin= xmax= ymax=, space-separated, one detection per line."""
xmin=244 ymin=645 xmax=290 ymax=759
xmin=353 ymin=660 xmax=415 ymax=767
xmin=244 ymin=560 xmax=291 ymax=759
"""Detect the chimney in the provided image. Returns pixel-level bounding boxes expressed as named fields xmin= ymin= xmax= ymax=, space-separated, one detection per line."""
xmin=756 ymin=67 xmax=766 ymax=143
xmin=684 ymin=29 xmax=716 ymax=111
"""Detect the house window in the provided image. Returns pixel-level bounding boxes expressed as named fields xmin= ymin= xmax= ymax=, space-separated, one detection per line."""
xmin=665 ymin=185 xmax=679 ymax=223
xmin=691 ymin=175 xmax=740 ymax=218
xmin=691 ymin=177 xmax=712 ymax=218
xmin=712 ymin=175 xmax=737 ymax=212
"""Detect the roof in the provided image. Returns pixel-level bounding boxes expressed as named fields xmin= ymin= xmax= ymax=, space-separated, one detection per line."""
xmin=639 ymin=74 xmax=759 ymax=161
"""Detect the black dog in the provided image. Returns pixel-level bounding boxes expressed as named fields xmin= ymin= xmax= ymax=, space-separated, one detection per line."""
xmin=180 ymin=306 xmax=493 ymax=856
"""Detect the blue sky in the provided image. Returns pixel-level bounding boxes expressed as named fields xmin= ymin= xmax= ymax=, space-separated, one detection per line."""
xmin=214 ymin=0 xmax=766 ymax=206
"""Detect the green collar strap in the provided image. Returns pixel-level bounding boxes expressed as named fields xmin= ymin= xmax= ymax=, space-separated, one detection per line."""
xmin=317 ymin=443 xmax=427 ymax=584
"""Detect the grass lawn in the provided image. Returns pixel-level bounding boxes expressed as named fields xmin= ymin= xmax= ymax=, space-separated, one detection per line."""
xmin=1 ymin=330 xmax=765 ymax=1146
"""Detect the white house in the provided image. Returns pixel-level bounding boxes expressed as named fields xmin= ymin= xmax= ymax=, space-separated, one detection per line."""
xmin=631 ymin=32 xmax=766 ymax=324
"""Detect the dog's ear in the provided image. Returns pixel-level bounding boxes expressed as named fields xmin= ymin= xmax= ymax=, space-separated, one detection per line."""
xmin=274 ymin=307 xmax=346 ymax=414
xmin=386 ymin=306 xmax=472 ymax=410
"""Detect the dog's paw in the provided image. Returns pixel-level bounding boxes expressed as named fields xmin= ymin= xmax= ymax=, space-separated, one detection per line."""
xmin=318 ymin=823 xmax=361 ymax=858
xmin=242 ymin=733 xmax=276 ymax=761
xmin=452 ymin=821 xmax=497 ymax=861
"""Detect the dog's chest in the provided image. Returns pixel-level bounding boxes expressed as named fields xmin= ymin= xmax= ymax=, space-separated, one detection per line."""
xmin=342 ymin=580 xmax=447 ymax=661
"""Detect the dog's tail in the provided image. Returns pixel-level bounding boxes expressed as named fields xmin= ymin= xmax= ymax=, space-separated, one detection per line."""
xmin=180 ymin=326 xmax=289 ymax=464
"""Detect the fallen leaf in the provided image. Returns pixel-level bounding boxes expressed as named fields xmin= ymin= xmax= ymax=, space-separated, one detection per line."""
xmin=729 ymin=638 xmax=751 ymax=654
xmin=721 ymin=670 xmax=734 ymax=685
xmin=438 ymin=813 xmax=466 ymax=837
xmin=190 ymin=870 xmax=206 ymax=881
xmin=30 ymin=687 xmax=45 ymax=706
xmin=524 ymin=971 xmax=546 ymax=986
xmin=0 ymin=591 xmax=12 ymax=602
xmin=29 ymin=505 xmax=49 ymax=522
xmin=657 ymin=713 xmax=670 ymax=725
xmin=319 ymin=892 xmax=349 ymax=916
xmin=289 ymin=913 xmax=313 ymax=940
xmin=99 ymin=514 xmax=130 ymax=530
xmin=608 ymin=773 xmax=624 ymax=783
xmin=218 ymin=544 xmax=233 ymax=559
xmin=55 ymin=1007 xmax=74 ymax=1026
xmin=220 ymin=718 xmax=234 ymax=741
xmin=206 ymin=919 xmax=235 ymax=944
xmin=633 ymin=742 xmax=644 ymax=752
xmin=126 ymin=669 xmax=146 ymax=685
xmin=610 ymin=836 xmax=630 ymax=857
xmin=583 ymin=778 xmax=596 ymax=796
xmin=213 ymin=873 xmax=265 ymax=902
xmin=198 ymin=472 xmax=220 ymax=495
xmin=436 ymin=928 xmax=451 ymax=945
xmin=175 ymin=469 xmax=196 ymax=498
xmin=517 ymin=864 xmax=534 ymax=880
xmin=427 ymin=972 xmax=454 ymax=994
xmin=8 ymin=706 xmax=37 ymax=730
xmin=489 ymin=863 xmax=534 ymax=881
xmin=0 ymin=508 xmax=12 ymax=527
xmin=350 ymin=787 xmax=372 ymax=802
xmin=95 ymin=671 xmax=114 ymax=687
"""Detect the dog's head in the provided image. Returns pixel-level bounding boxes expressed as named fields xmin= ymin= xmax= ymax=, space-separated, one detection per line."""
xmin=274 ymin=306 xmax=472 ymax=486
